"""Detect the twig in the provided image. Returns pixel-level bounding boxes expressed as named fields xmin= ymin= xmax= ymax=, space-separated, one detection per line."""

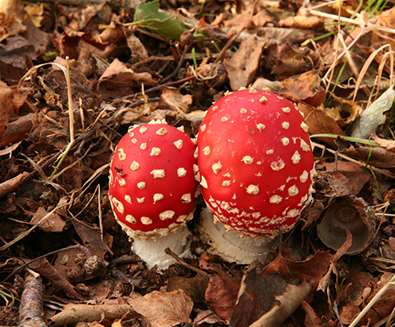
xmin=50 ymin=304 xmax=133 ymax=326
xmin=18 ymin=273 xmax=46 ymax=327
xmin=0 ymin=172 xmax=30 ymax=199
xmin=0 ymin=114 xmax=37 ymax=147
xmin=349 ymin=275 xmax=395 ymax=327
xmin=165 ymin=248 xmax=208 ymax=276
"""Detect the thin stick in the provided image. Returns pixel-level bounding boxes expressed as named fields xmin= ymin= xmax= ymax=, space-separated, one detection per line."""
xmin=349 ymin=275 xmax=395 ymax=327
xmin=98 ymin=184 xmax=103 ymax=242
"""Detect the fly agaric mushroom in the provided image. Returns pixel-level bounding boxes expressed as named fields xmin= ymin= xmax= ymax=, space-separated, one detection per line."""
xmin=108 ymin=122 xmax=197 ymax=269
xmin=197 ymin=89 xmax=315 ymax=264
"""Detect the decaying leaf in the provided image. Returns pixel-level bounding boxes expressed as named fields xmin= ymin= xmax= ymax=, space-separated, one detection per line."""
xmin=205 ymin=271 xmax=241 ymax=323
xmin=279 ymin=16 xmax=323 ymax=29
xmin=351 ymin=87 xmax=395 ymax=138
xmin=30 ymin=207 xmax=66 ymax=233
xmin=297 ymin=103 xmax=344 ymax=136
xmin=167 ymin=273 xmax=209 ymax=304
xmin=315 ymin=161 xmax=371 ymax=197
xmin=133 ymin=0 xmax=186 ymax=41
xmin=98 ymin=59 xmax=156 ymax=96
xmin=160 ymin=87 xmax=193 ymax=113
xmin=224 ymin=35 xmax=265 ymax=90
xmin=0 ymin=81 xmax=25 ymax=138
xmin=230 ymin=252 xmax=332 ymax=327
xmin=128 ymin=290 xmax=193 ymax=327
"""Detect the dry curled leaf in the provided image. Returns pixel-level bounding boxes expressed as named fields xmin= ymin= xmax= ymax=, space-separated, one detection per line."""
xmin=224 ymin=35 xmax=265 ymax=90
xmin=98 ymin=59 xmax=156 ymax=97
xmin=128 ymin=290 xmax=193 ymax=327
xmin=160 ymin=87 xmax=193 ymax=113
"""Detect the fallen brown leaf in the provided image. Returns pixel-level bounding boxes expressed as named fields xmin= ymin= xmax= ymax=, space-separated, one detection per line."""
xmin=128 ymin=290 xmax=193 ymax=327
xmin=31 ymin=207 xmax=66 ymax=233
xmin=302 ymin=301 xmax=323 ymax=327
xmin=167 ymin=273 xmax=209 ymax=304
xmin=98 ymin=59 xmax=156 ymax=97
xmin=205 ymin=271 xmax=241 ymax=323
xmin=224 ymin=35 xmax=265 ymax=90
xmin=230 ymin=251 xmax=332 ymax=327
xmin=160 ymin=87 xmax=193 ymax=113
xmin=0 ymin=81 xmax=25 ymax=138
xmin=298 ymin=103 xmax=344 ymax=136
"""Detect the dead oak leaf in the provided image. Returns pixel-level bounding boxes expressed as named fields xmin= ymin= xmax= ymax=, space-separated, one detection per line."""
xmin=128 ymin=290 xmax=193 ymax=327
xmin=160 ymin=87 xmax=192 ymax=113
xmin=224 ymin=35 xmax=265 ymax=90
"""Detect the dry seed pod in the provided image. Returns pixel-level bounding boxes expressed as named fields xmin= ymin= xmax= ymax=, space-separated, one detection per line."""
xmin=317 ymin=196 xmax=375 ymax=255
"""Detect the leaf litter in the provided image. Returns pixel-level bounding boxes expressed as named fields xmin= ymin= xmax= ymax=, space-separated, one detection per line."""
xmin=0 ymin=0 xmax=395 ymax=327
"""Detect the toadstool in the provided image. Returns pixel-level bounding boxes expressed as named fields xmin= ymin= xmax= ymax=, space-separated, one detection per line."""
xmin=108 ymin=122 xmax=197 ymax=269
xmin=197 ymin=89 xmax=315 ymax=264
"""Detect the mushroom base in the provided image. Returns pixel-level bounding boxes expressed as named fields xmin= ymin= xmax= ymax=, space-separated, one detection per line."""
xmin=132 ymin=224 xmax=191 ymax=270
xmin=199 ymin=208 xmax=279 ymax=264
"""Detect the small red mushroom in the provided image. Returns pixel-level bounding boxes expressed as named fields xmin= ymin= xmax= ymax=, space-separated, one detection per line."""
xmin=197 ymin=89 xmax=315 ymax=263
xmin=108 ymin=122 xmax=197 ymax=269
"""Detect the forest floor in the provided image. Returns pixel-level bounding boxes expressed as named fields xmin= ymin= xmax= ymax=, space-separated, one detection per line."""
xmin=0 ymin=0 xmax=395 ymax=326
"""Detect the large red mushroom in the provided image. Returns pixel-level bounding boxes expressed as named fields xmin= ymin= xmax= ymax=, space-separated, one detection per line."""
xmin=197 ymin=89 xmax=315 ymax=264
xmin=108 ymin=122 xmax=197 ymax=269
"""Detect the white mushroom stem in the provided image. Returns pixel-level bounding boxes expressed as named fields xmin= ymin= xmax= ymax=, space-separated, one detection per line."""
xmin=199 ymin=208 xmax=279 ymax=264
xmin=132 ymin=225 xmax=191 ymax=270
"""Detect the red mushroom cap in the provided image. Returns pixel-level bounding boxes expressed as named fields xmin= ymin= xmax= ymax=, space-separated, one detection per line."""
xmin=108 ymin=123 xmax=197 ymax=238
xmin=197 ymin=89 xmax=314 ymax=236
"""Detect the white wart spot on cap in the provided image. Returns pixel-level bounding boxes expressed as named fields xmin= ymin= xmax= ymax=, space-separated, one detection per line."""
xmin=118 ymin=178 xmax=126 ymax=187
xmin=281 ymin=137 xmax=289 ymax=146
xmin=271 ymin=159 xmax=285 ymax=171
xmin=141 ymin=216 xmax=152 ymax=225
xmin=156 ymin=127 xmax=167 ymax=135
xmin=301 ymin=122 xmax=309 ymax=132
xmin=256 ymin=123 xmax=265 ymax=131
xmin=246 ymin=184 xmax=260 ymax=195
xmin=282 ymin=107 xmax=291 ymax=113
xmin=150 ymin=169 xmax=165 ymax=178
xmin=211 ymin=105 xmax=218 ymax=111
xmin=300 ymin=139 xmax=311 ymax=152
xmin=153 ymin=193 xmax=164 ymax=203
xmin=259 ymin=95 xmax=268 ymax=103
xmin=139 ymin=126 xmax=148 ymax=134
xmin=241 ymin=155 xmax=254 ymax=164
xmin=202 ymin=146 xmax=210 ymax=156
xmin=181 ymin=193 xmax=192 ymax=203
xmin=111 ymin=197 xmax=124 ymax=214
xmin=140 ymin=142 xmax=147 ymax=150
xmin=266 ymin=149 xmax=274 ymax=155
xmin=117 ymin=148 xmax=126 ymax=161
xmin=282 ymin=121 xmax=290 ymax=130
xmin=300 ymin=170 xmax=309 ymax=183
xmin=130 ymin=161 xmax=140 ymax=171
xmin=177 ymin=167 xmax=187 ymax=177
xmin=288 ymin=185 xmax=299 ymax=196
xmin=124 ymin=195 xmax=132 ymax=203
xmin=269 ymin=195 xmax=282 ymax=204
xmin=200 ymin=176 xmax=208 ymax=189
xmin=173 ymin=139 xmax=183 ymax=150
xmin=137 ymin=181 xmax=146 ymax=190
xmin=150 ymin=147 xmax=161 ymax=156
xmin=177 ymin=215 xmax=188 ymax=223
xmin=131 ymin=138 xmax=138 ymax=144
xmin=125 ymin=214 xmax=136 ymax=224
xmin=137 ymin=197 xmax=145 ymax=203
xmin=287 ymin=209 xmax=299 ymax=217
xmin=240 ymin=107 xmax=248 ymax=114
xmin=211 ymin=161 xmax=223 ymax=174
xmin=159 ymin=210 xmax=175 ymax=220
xmin=200 ymin=124 xmax=206 ymax=132
xmin=221 ymin=116 xmax=230 ymax=122
xmin=291 ymin=151 xmax=301 ymax=164
xmin=222 ymin=180 xmax=231 ymax=187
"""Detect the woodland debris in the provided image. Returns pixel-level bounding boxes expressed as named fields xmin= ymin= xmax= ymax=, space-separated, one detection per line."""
xmin=18 ymin=273 xmax=46 ymax=327
xmin=0 ymin=172 xmax=30 ymax=198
